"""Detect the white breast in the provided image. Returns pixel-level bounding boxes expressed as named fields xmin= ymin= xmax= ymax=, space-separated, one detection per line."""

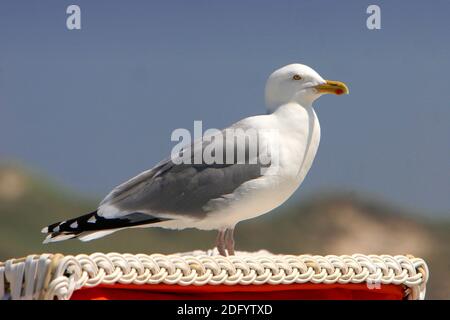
xmin=273 ymin=103 xmax=321 ymax=184
xmin=192 ymin=103 xmax=321 ymax=230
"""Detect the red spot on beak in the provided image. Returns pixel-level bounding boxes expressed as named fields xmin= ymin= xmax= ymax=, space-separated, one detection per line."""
xmin=335 ymin=89 xmax=344 ymax=95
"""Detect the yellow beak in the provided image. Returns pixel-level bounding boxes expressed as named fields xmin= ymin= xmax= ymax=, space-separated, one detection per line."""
xmin=314 ymin=80 xmax=349 ymax=95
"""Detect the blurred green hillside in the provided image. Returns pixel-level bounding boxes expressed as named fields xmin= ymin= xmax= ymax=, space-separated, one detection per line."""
xmin=0 ymin=164 xmax=449 ymax=299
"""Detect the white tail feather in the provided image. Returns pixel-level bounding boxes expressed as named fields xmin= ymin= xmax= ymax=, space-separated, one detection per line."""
xmin=43 ymin=233 xmax=77 ymax=244
xmin=78 ymin=229 xmax=119 ymax=242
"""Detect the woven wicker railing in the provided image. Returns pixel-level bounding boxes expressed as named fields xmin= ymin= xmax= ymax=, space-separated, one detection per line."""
xmin=0 ymin=251 xmax=429 ymax=300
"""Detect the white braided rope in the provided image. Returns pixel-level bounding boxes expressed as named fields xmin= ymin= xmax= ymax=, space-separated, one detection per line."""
xmin=0 ymin=251 xmax=429 ymax=300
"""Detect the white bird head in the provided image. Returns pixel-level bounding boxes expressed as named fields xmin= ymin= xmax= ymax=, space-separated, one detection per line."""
xmin=265 ymin=63 xmax=349 ymax=113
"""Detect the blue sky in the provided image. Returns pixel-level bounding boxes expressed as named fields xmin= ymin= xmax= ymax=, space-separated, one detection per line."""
xmin=1 ymin=0 xmax=449 ymax=215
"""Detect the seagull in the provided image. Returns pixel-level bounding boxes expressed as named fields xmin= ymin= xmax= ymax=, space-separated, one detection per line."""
xmin=42 ymin=63 xmax=348 ymax=256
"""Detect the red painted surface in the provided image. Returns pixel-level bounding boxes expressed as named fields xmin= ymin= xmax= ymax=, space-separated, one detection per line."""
xmin=71 ymin=283 xmax=404 ymax=300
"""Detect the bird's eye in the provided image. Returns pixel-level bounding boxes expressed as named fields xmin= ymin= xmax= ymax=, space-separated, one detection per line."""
xmin=292 ymin=74 xmax=302 ymax=80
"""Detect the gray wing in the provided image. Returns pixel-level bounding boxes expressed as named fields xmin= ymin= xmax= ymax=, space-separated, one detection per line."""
xmin=99 ymin=127 xmax=267 ymax=219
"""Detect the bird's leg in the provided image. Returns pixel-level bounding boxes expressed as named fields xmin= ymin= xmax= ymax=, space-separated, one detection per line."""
xmin=225 ymin=228 xmax=235 ymax=256
xmin=216 ymin=229 xmax=227 ymax=256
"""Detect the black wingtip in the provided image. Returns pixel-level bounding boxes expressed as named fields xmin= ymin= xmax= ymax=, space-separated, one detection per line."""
xmin=42 ymin=210 xmax=170 ymax=244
